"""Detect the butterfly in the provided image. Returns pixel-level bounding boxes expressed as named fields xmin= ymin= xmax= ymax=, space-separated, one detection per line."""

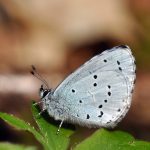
xmin=31 ymin=45 xmax=136 ymax=133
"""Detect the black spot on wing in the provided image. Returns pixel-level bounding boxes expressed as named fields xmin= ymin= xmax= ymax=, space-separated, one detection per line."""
xmin=86 ymin=114 xmax=90 ymax=119
xmin=104 ymin=99 xmax=107 ymax=103
xmin=118 ymin=67 xmax=122 ymax=71
xmin=93 ymin=75 xmax=97 ymax=79
xmin=108 ymin=92 xmax=111 ymax=96
xmin=117 ymin=109 xmax=121 ymax=112
xmin=93 ymin=83 xmax=97 ymax=87
xmin=98 ymin=111 xmax=103 ymax=118
xmin=108 ymin=85 xmax=111 ymax=89
xmin=98 ymin=105 xmax=103 ymax=108
xmin=117 ymin=60 xmax=120 ymax=65
xmin=79 ymin=100 xmax=82 ymax=103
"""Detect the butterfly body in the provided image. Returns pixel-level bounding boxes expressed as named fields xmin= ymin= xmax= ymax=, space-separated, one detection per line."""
xmin=39 ymin=45 xmax=136 ymax=129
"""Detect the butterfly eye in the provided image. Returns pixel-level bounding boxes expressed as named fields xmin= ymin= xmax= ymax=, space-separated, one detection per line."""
xmin=43 ymin=90 xmax=49 ymax=98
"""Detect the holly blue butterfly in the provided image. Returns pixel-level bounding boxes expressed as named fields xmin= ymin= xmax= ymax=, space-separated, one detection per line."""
xmin=31 ymin=45 xmax=136 ymax=133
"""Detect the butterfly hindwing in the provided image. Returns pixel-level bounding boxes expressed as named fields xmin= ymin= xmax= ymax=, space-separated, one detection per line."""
xmin=61 ymin=71 xmax=129 ymax=127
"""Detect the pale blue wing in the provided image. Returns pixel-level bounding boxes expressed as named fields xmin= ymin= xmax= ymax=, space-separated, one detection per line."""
xmin=53 ymin=45 xmax=136 ymax=127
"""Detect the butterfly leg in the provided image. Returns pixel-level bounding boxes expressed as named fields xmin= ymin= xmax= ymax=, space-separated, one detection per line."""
xmin=38 ymin=109 xmax=46 ymax=115
xmin=35 ymin=108 xmax=46 ymax=118
xmin=56 ymin=120 xmax=63 ymax=135
xmin=33 ymin=101 xmax=43 ymax=106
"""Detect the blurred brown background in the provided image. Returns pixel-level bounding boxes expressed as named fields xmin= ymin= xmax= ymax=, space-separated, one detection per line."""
xmin=0 ymin=0 xmax=150 ymax=149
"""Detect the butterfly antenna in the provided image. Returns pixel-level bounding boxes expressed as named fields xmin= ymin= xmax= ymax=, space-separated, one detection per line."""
xmin=30 ymin=65 xmax=49 ymax=89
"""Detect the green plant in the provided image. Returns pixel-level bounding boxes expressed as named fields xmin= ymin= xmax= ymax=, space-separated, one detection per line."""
xmin=0 ymin=103 xmax=150 ymax=150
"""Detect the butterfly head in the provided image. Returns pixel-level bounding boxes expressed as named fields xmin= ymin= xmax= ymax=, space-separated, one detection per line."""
xmin=39 ymin=85 xmax=51 ymax=99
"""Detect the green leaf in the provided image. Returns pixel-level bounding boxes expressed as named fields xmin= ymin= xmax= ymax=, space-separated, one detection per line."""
xmin=74 ymin=128 xmax=150 ymax=150
xmin=32 ymin=103 xmax=75 ymax=150
xmin=0 ymin=142 xmax=36 ymax=150
xmin=0 ymin=112 xmax=48 ymax=150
